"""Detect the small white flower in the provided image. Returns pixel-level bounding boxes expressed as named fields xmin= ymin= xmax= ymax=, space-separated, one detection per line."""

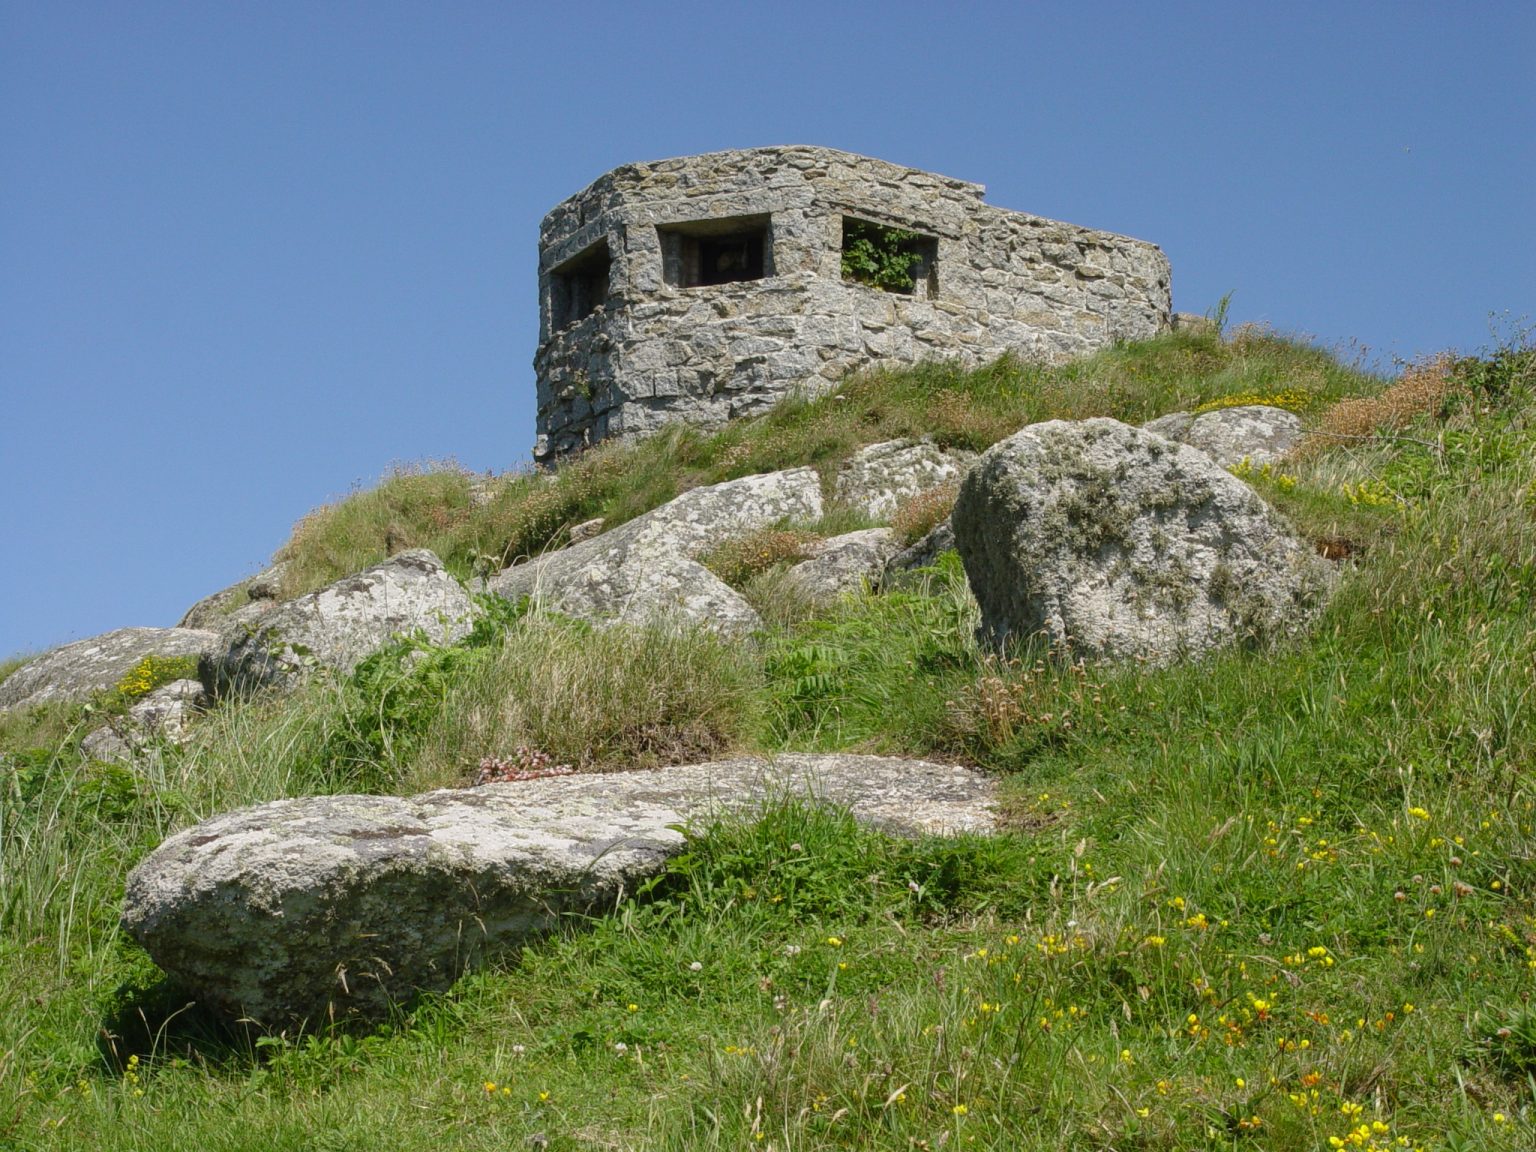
xmin=613 ymin=1042 xmax=627 ymax=1053
xmin=511 ymin=1044 xmax=526 ymax=1056
xmin=689 ymin=961 xmax=703 ymax=971
xmin=784 ymin=944 xmax=802 ymax=956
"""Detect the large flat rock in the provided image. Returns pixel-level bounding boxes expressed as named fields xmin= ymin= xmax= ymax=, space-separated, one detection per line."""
xmin=0 ymin=627 xmax=218 ymax=713
xmin=122 ymin=753 xmax=994 ymax=1025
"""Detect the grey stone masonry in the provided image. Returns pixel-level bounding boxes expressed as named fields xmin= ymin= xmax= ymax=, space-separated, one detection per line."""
xmin=534 ymin=147 xmax=1172 ymax=461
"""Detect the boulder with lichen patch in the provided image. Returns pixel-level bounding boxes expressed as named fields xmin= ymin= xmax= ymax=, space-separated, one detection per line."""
xmin=178 ymin=563 xmax=288 ymax=630
xmin=783 ymin=529 xmax=901 ymax=601
xmin=952 ymin=418 xmax=1331 ymax=664
xmin=1143 ymin=405 xmax=1303 ymax=469
xmin=203 ymin=549 xmax=477 ymax=695
xmin=488 ymin=468 xmax=823 ymax=635
xmin=81 ymin=679 xmax=207 ymax=763
xmin=0 ymin=628 xmax=218 ymax=713
xmin=121 ymin=753 xmax=994 ymax=1024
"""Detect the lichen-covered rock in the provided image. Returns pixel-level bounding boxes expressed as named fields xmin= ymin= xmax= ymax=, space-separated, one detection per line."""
xmin=0 ymin=627 xmax=219 ymax=713
xmin=606 ymin=551 xmax=764 ymax=636
xmin=1141 ymin=411 xmax=1195 ymax=443
xmin=178 ymin=563 xmax=287 ymax=630
xmin=122 ymin=753 xmax=994 ymax=1024
xmin=81 ymin=679 xmax=207 ymax=763
xmin=567 ymin=517 xmax=606 ymax=544
xmin=1143 ymin=405 xmax=1303 ymax=469
xmin=784 ymin=529 xmax=900 ymax=601
xmin=203 ymin=550 xmax=477 ymax=695
xmin=952 ymin=418 xmax=1331 ymax=664
xmin=834 ymin=440 xmax=975 ymax=521
xmin=489 ymin=468 xmax=823 ymax=634
xmin=79 ymin=726 xmax=135 ymax=763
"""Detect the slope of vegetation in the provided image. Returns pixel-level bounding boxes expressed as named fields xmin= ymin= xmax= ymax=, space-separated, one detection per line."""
xmin=3 ymin=324 xmax=1534 ymax=1150
xmin=271 ymin=326 xmax=1383 ymax=597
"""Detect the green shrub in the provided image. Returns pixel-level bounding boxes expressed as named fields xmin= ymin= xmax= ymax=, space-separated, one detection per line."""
xmin=840 ymin=219 xmax=924 ymax=292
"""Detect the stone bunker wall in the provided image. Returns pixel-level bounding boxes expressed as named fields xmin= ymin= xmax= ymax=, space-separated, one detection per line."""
xmin=534 ymin=146 xmax=1171 ymax=461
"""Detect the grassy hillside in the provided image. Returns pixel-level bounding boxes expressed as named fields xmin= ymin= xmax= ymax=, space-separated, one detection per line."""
xmin=2 ymin=324 xmax=1534 ymax=1150
xmin=269 ymin=326 xmax=1381 ymax=598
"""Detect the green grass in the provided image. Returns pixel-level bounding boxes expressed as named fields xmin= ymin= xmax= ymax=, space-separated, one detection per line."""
xmin=3 ymin=327 xmax=1534 ymax=1149
xmin=270 ymin=328 xmax=1386 ymax=600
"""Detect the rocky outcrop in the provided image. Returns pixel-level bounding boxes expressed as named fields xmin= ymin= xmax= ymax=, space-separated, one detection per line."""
xmin=489 ymin=468 xmax=823 ymax=635
xmin=833 ymin=440 xmax=975 ymax=521
xmin=202 ymin=550 xmax=477 ymax=695
xmin=1144 ymin=405 xmax=1303 ymax=469
xmin=178 ymin=563 xmax=287 ymax=630
xmin=784 ymin=529 xmax=900 ymax=601
xmin=122 ymin=753 xmax=995 ymax=1024
xmin=0 ymin=628 xmax=218 ymax=713
xmin=81 ymin=679 xmax=206 ymax=763
xmin=952 ymin=418 xmax=1331 ymax=664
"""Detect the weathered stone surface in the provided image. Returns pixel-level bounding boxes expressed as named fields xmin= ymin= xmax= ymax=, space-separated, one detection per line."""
xmin=122 ymin=753 xmax=995 ymax=1024
xmin=535 ymin=146 xmax=1171 ymax=460
xmin=204 ymin=550 xmax=477 ymax=695
xmin=467 ymin=476 xmax=503 ymax=508
xmin=245 ymin=567 xmax=286 ymax=601
xmin=80 ymin=727 xmax=133 ymax=763
xmin=1144 ymin=405 xmax=1303 ymax=469
xmin=489 ymin=468 xmax=822 ymax=634
xmin=567 ymin=517 xmax=606 ymax=544
xmin=784 ymin=529 xmax=900 ymax=600
xmin=178 ymin=564 xmax=287 ymax=630
xmin=1141 ymin=411 xmax=1195 ymax=443
xmin=952 ymin=418 xmax=1331 ymax=664
xmin=1185 ymin=406 xmax=1304 ymax=468
xmin=0 ymin=628 xmax=219 ymax=713
xmin=81 ymin=679 xmax=206 ymax=763
xmin=833 ymin=439 xmax=975 ymax=520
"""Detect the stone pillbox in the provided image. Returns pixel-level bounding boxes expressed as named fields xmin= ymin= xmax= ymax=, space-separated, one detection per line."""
xmin=533 ymin=146 xmax=1172 ymax=461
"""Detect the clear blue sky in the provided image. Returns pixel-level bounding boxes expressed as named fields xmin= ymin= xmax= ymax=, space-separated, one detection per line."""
xmin=2 ymin=1 xmax=1532 ymax=657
